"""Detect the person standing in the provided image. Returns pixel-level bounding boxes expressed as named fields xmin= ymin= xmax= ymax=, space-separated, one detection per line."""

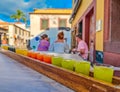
xmin=49 ymin=31 xmax=69 ymax=53
xmin=37 ymin=34 xmax=50 ymax=51
xmin=2 ymin=38 xmax=7 ymax=45
xmin=72 ymin=33 xmax=88 ymax=60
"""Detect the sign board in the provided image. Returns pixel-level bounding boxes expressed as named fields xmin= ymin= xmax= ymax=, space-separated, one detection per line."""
xmin=96 ymin=20 xmax=102 ymax=32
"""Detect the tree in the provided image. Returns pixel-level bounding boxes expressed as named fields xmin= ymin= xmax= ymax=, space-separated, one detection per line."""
xmin=10 ymin=9 xmax=26 ymax=23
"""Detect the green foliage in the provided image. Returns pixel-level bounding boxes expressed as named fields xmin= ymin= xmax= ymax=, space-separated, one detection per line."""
xmin=10 ymin=9 xmax=26 ymax=22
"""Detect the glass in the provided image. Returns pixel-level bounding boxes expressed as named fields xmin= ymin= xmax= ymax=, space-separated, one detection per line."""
xmin=2 ymin=46 xmax=8 ymax=50
xmin=75 ymin=61 xmax=90 ymax=75
xmin=36 ymin=53 xmax=44 ymax=61
xmin=22 ymin=50 xmax=28 ymax=56
xmin=31 ymin=52 xmax=38 ymax=59
xmin=93 ymin=63 xmax=114 ymax=83
xmin=27 ymin=51 xmax=32 ymax=57
xmin=16 ymin=48 xmax=20 ymax=54
xmin=62 ymin=59 xmax=76 ymax=71
xmin=52 ymin=56 xmax=63 ymax=67
xmin=43 ymin=55 xmax=52 ymax=64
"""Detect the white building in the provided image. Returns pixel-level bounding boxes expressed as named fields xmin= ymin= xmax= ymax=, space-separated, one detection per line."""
xmin=8 ymin=23 xmax=30 ymax=48
xmin=0 ymin=21 xmax=9 ymax=45
xmin=30 ymin=8 xmax=72 ymax=38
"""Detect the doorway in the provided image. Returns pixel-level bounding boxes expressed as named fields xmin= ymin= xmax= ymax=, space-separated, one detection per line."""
xmin=85 ymin=8 xmax=95 ymax=62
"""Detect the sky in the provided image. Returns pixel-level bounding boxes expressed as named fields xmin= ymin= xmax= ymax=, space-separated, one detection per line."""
xmin=0 ymin=0 xmax=72 ymax=25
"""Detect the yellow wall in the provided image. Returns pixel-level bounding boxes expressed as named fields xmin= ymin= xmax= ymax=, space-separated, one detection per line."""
xmin=72 ymin=0 xmax=93 ymax=27
xmin=71 ymin=0 xmax=104 ymax=51
xmin=95 ymin=0 xmax=104 ymax=51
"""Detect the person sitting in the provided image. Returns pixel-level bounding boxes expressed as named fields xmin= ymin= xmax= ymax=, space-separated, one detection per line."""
xmin=72 ymin=33 xmax=88 ymax=60
xmin=49 ymin=31 xmax=69 ymax=53
xmin=37 ymin=34 xmax=50 ymax=51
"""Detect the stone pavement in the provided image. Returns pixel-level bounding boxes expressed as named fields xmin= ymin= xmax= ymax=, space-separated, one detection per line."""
xmin=0 ymin=53 xmax=74 ymax=92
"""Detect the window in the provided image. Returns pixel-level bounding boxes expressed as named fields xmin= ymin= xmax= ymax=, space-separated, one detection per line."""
xmin=24 ymin=31 xmax=26 ymax=36
xmin=41 ymin=19 xmax=49 ymax=30
xmin=19 ymin=29 xmax=21 ymax=35
xmin=59 ymin=19 xmax=67 ymax=27
xmin=17 ymin=28 xmax=19 ymax=35
xmin=26 ymin=32 xmax=29 ymax=37
xmin=22 ymin=30 xmax=24 ymax=36
xmin=15 ymin=27 xmax=17 ymax=34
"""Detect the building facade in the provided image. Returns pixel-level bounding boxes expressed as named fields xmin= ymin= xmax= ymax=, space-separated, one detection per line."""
xmin=70 ymin=0 xmax=120 ymax=67
xmin=0 ymin=21 xmax=9 ymax=45
xmin=30 ymin=9 xmax=72 ymax=38
xmin=8 ymin=23 xmax=30 ymax=48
